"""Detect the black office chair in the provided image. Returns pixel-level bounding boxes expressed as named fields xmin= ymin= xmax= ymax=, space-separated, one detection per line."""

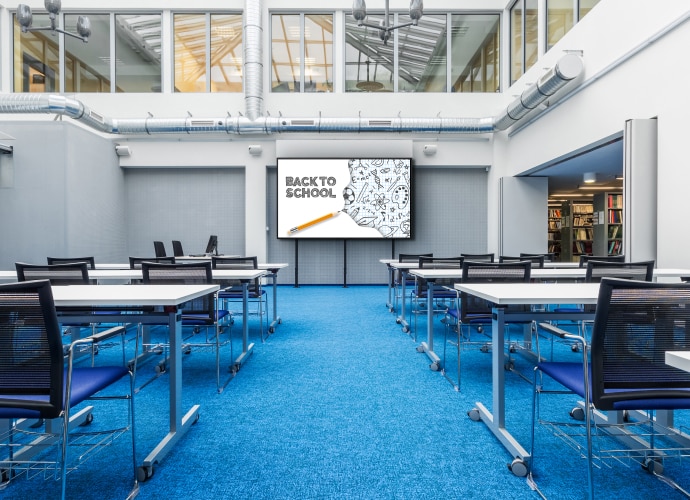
xmin=0 ymin=280 xmax=138 ymax=500
xmin=520 ymin=252 xmax=555 ymax=263
xmin=394 ymin=253 xmax=433 ymax=314
xmin=578 ymin=254 xmax=625 ymax=268
xmin=443 ymin=260 xmax=531 ymax=389
xmin=47 ymin=256 xmax=96 ymax=269
xmin=211 ymin=256 xmax=268 ymax=340
xmin=500 ymin=255 xmax=545 ymax=268
xmin=128 ymin=256 xmax=175 ymax=269
xmin=409 ymin=257 xmax=463 ymax=340
xmin=172 ymin=240 xmax=185 ymax=257
xmin=16 ymin=261 xmax=90 ymax=285
xmin=531 ymin=278 xmax=690 ymax=499
xmin=153 ymin=241 xmax=167 ymax=258
xmin=461 ymin=253 xmax=495 ymax=262
xmin=141 ymin=261 xmax=232 ymax=392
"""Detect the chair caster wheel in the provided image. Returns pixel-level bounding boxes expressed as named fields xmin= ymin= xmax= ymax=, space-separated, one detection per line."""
xmin=480 ymin=344 xmax=490 ymax=353
xmin=569 ymin=407 xmax=585 ymax=421
xmin=155 ymin=362 xmax=167 ymax=374
xmin=430 ymin=361 xmax=440 ymax=371
xmin=504 ymin=361 xmax=514 ymax=371
xmin=137 ymin=465 xmax=154 ymax=482
xmin=477 ymin=326 xmax=483 ymax=333
xmin=269 ymin=326 xmax=275 ymax=334
xmin=508 ymin=458 xmax=529 ymax=477
xmin=80 ymin=413 xmax=94 ymax=426
xmin=642 ymin=458 xmax=663 ymax=475
xmin=402 ymin=326 xmax=409 ymax=333
xmin=571 ymin=344 xmax=580 ymax=352
xmin=396 ymin=318 xmax=401 ymax=324
xmin=467 ymin=408 xmax=481 ymax=421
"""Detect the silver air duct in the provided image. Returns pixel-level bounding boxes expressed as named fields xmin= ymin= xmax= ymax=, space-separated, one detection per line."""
xmin=0 ymin=53 xmax=582 ymax=136
xmin=244 ymin=0 xmax=263 ymax=121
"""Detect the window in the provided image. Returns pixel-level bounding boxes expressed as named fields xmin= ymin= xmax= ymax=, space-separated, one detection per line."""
xmin=174 ymin=13 xmax=243 ymax=92
xmin=115 ymin=15 xmax=162 ymax=93
xmin=510 ymin=0 xmax=537 ymax=84
xmin=65 ymin=14 xmax=110 ymax=92
xmin=451 ymin=14 xmax=500 ymax=93
xmin=14 ymin=13 xmax=60 ymax=92
xmin=547 ymin=0 xmax=574 ymax=50
xmin=271 ymin=13 xmax=333 ymax=93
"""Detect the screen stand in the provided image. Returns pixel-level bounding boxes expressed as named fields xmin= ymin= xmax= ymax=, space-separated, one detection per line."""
xmin=343 ymin=239 xmax=348 ymax=288
xmin=293 ymin=239 xmax=299 ymax=288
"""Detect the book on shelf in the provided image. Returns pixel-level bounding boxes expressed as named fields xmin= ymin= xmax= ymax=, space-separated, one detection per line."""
xmin=607 ymin=194 xmax=623 ymax=209
xmin=608 ymin=209 xmax=622 ymax=223
xmin=609 ymin=240 xmax=622 ymax=255
xmin=608 ymin=225 xmax=621 ymax=239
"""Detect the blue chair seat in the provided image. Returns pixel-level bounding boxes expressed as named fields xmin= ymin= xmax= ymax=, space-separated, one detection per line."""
xmin=0 ymin=366 xmax=129 ymax=419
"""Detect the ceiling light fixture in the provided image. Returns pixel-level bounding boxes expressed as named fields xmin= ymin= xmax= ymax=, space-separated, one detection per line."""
xmin=352 ymin=0 xmax=423 ymax=45
xmin=583 ymin=172 xmax=596 ymax=184
xmin=17 ymin=1 xmax=91 ymax=42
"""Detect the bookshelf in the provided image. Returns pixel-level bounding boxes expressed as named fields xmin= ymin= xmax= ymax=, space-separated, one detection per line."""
xmin=593 ymin=192 xmax=623 ymax=256
xmin=547 ymin=205 xmax=562 ymax=260
xmin=561 ymin=200 xmax=593 ymax=262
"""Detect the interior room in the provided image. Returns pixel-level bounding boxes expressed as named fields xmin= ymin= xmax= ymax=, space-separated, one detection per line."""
xmin=1 ymin=1 xmax=690 ymax=499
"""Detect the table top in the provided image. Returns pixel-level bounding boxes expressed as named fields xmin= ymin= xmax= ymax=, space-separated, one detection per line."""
xmin=454 ymin=282 xmax=601 ymax=305
xmin=408 ymin=267 xmax=690 ymax=281
xmin=0 ymin=268 xmax=269 ymax=281
xmin=665 ymin=351 xmax=690 ymax=373
xmin=51 ymin=284 xmax=220 ymax=307
xmin=95 ymin=262 xmax=288 ymax=271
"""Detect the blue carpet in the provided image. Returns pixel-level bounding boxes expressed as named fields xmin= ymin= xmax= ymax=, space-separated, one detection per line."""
xmin=3 ymin=285 xmax=690 ymax=499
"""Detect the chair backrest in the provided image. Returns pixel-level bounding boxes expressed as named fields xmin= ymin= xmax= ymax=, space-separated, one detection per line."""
xmin=461 ymin=260 xmax=532 ymax=283
xmin=578 ymin=254 xmax=625 ymax=268
xmin=153 ymin=241 xmax=167 ymax=258
xmin=172 ymin=240 xmax=185 ymax=257
xmin=520 ymin=252 xmax=554 ymax=263
xmin=129 ymin=256 xmax=176 ymax=269
xmin=212 ymin=256 xmax=260 ymax=293
xmin=585 ymin=260 xmax=654 ymax=283
xmin=417 ymin=257 xmax=464 ymax=290
xmin=16 ymin=262 xmax=90 ymax=285
xmin=0 ymin=280 xmax=64 ymax=418
xmin=459 ymin=261 xmax=532 ymax=320
xmin=46 ymin=256 xmax=96 ymax=269
xmin=141 ymin=261 xmax=213 ymax=285
xmin=398 ymin=253 xmax=432 ymax=263
xmin=141 ymin=261 xmax=214 ymax=314
xmin=590 ymin=278 xmax=690 ymax=411
xmin=461 ymin=253 xmax=495 ymax=263
xmin=500 ymin=255 xmax=544 ymax=268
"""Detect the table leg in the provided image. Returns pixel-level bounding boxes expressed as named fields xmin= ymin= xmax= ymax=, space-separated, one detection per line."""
xmin=268 ymin=270 xmax=281 ymax=334
xmin=140 ymin=309 xmax=200 ymax=481
xmin=386 ymin=265 xmax=394 ymax=312
xmin=418 ymin=280 xmax=441 ymax=371
xmin=398 ymin=270 xmax=410 ymax=334
xmin=233 ymin=280 xmax=255 ymax=370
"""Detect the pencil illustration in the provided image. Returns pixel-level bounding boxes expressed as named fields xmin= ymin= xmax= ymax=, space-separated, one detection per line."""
xmin=288 ymin=211 xmax=340 ymax=234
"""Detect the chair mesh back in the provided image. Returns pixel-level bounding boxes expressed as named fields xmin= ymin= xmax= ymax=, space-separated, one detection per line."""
xmin=142 ymin=262 xmax=214 ymax=314
xmin=461 ymin=253 xmax=495 ymax=262
xmin=460 ymin=261 xmax=531 ymax=319
xmin=0 ymin=280 xmax=63 ymax=417
xmin=500 ymin=255 xmax=544 ymax=268
xmin=129 ymin=256 xmax=175 ymax=269
xmin=591 ymin=278 xmax=690 ymax=410
xmin=212 ymin=256 xmax=260 ymax=294
xmin=418 ymin=257 xmax=463 ymax=290
xmin=520 ymin=252 xmax=554 ymax=263
xmin=16 ymin=262 xmax=90 ymax=285
xmin=585 ymin=260 xmax=654 ymax=283
xmin=153 ymin=241 xmax=167 ymax=258
xmin=578 ymin=254 xmax=625 ymax=268
xmin=172 ymin=241 xmax=184 ymax=257
xmin=46 ymin=257 xmax=96 ymax=269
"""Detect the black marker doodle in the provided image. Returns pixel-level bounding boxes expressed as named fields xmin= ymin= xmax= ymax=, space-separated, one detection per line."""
xmin=342 ymin=159 xmax=411 ymax=238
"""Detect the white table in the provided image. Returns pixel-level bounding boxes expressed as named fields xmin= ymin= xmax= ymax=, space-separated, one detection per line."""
xmin=453 ymin=282 xmax=600 ymax=475
xmin=0 ymin=268 xmax=273 ymax=367
xmin=52 ymin=284 xmax=219 ymax=481
xmin=665 ymin=351 xmax=690 ymax=372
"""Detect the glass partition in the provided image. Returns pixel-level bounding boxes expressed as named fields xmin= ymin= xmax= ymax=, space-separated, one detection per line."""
xmin=115 ymin=14 xmax=161 ymax=92
xmin=13 ymin=13 xmax=60 ymax=92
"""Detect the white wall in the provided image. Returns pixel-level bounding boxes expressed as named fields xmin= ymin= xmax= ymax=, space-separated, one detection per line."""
xmin=491 ymin=0 xmax=690 ymax=266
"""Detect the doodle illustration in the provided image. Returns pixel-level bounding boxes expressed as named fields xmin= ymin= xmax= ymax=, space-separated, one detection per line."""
xmin=342 ymin=159 xmax=411 ymax=238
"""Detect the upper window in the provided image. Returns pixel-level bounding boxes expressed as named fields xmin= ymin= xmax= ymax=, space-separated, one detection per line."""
xmin=13 ymin=11 xmax=162 ymax=93
xmin=271 ymin=13 xmax=333 ymax=92
xmin=174 ymin=13 xmax=243 ymax=92
xmin=510 ymin=0 xmax=537 ymax=84
xmin=547 ymin=0 xmax=600 ymax=50
xmin=345 ymin=12 xmax=499 ymax=93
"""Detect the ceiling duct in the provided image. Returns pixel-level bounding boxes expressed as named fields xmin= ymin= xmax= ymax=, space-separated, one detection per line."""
xmin=0 ymin=0 xmax=583 ymax=137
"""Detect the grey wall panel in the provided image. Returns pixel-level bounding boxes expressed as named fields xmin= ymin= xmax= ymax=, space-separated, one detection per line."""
xmin=124 ymin=168 xmax=245 ymax=259
xmin=267 ymin=167 xmax=488 ymax=285
xmin=0 ymin=122 xmax=125 ymax=268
